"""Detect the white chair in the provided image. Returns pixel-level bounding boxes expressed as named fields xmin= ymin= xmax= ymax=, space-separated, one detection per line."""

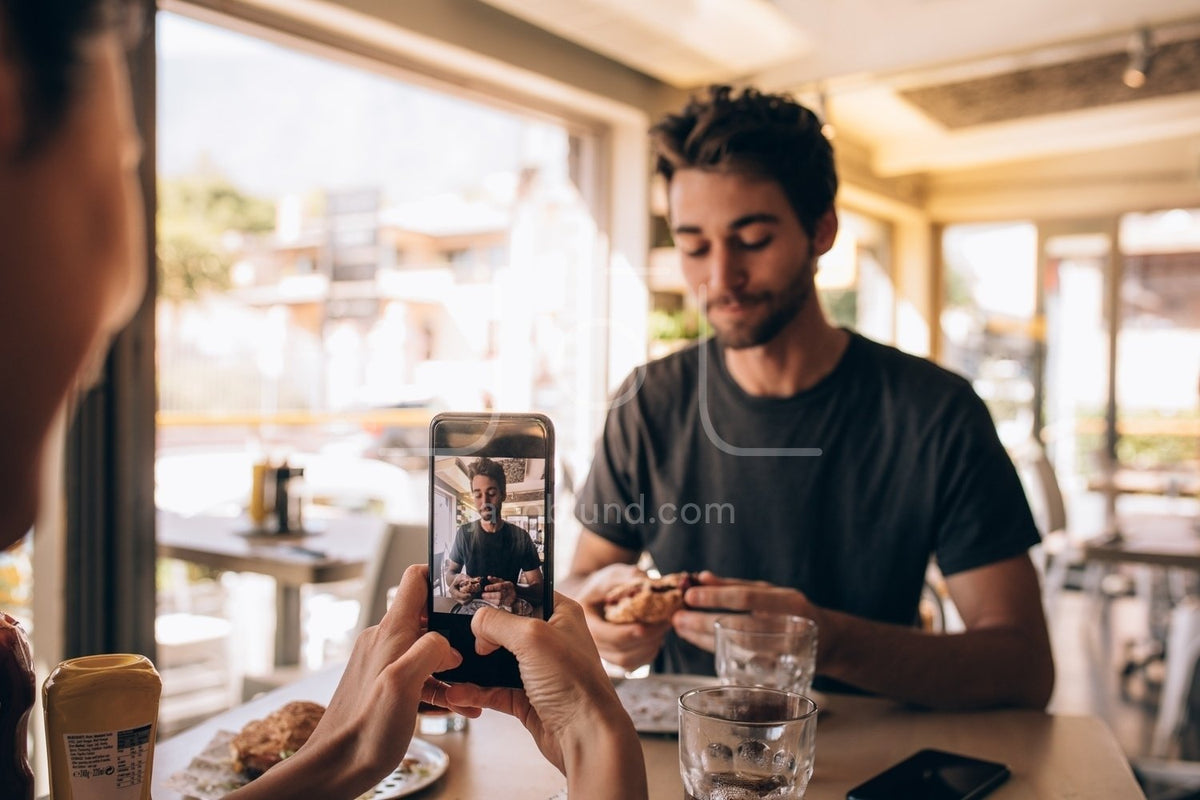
xmin=1152 ymin=598 xmax=1200 ymax=758
xmin=357 ymin=522 xmax=427 ymax=629
xmin=242 ymin=521 xmax=426 ymax=699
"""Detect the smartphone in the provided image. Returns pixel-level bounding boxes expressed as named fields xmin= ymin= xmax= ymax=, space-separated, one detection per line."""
xmin=428 ymin=412 xmax=554 ymax=688
xmin=846 ymin=749 xmax=1010 ymax=800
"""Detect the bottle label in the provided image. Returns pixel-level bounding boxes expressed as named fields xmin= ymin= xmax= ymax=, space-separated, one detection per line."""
xmin=64 ymin=724 xmax=153 ymax=800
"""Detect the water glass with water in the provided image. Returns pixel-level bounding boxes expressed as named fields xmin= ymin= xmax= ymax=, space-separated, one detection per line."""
xmin=679 ymin=685 xmax=817 ymax=799
xmin=714 ymin=614 xmax=818 ymax=696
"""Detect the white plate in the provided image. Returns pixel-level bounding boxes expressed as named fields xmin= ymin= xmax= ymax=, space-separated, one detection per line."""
xmin=613 ymin=675 xmax=828 ymax=735
xmin=168 ymin=733 xmax=448 ymax=800
xmin=614 ymin=674 xmax=719 ymax=734
xmin=361 ymin=738 xmax=449 ymax=799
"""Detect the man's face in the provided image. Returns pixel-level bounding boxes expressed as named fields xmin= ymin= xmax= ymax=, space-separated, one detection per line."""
xmin=471 ymin=474 xmax=504 ymax=524
xmin=0 ymin=32 xmax=146 ymax=547
xmin=669 ymin=169 xmax=836 ymax=350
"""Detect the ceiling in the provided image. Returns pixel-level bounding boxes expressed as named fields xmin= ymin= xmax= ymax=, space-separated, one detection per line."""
xmin=477 ymin=0 xmax=1200 ymax=178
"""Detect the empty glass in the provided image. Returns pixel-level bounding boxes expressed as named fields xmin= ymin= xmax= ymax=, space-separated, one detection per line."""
xmin=679 ymin=685 xmax=818 ymax=799
xmin=714 ymin=614 xmax=818 ymax=696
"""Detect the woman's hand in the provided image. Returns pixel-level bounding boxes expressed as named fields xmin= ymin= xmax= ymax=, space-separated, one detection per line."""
xmin=445 ymin=595 xmax=648 ymax=800
xmin=228 ymin=565 xmax=470 ymax=800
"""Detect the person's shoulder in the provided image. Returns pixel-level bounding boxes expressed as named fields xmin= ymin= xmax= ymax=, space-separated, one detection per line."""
xmin=850 ymin=332 xmax=974 ymax=397
xmin=610 ymin=340 xmax=705 ymax=410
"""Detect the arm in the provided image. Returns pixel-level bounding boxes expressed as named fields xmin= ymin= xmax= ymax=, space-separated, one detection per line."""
xmin=481 ymin=567 xmax=544 ymax=607
xmin=675 ymin=554 xmax=1054 ymax=710
xmin=443 ymin=558 xmax=475 ymax=602
xmin=226 ymin=565 xmax=467 ymax=800
xmin=560 ymin=529 xmax=671 ymax=671
xmin=447 ymin=595 xmax=648 ymax=800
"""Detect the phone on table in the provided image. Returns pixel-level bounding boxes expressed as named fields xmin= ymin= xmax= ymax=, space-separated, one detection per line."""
xmin=846 ymin=748 xmax=1010 ymax=800
xmin=427 ymin=412 xmax=554 ymax=688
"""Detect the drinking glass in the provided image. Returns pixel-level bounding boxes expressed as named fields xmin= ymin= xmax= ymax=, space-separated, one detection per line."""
xmin=714 ymin=614 xmax=818 ymax=696
xmin=679 ymin=686 xmax=817 ymax=799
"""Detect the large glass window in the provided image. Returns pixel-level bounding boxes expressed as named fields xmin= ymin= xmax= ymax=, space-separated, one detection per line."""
xmin=154 ymin=11 xmax=607 ymax=728
xmin=939 ymin=222 xmax=1039 ymax=447
xmin=1116 ymin=210 xmax=1200 ymax=478
xmin=817 ymin=209 xmax=895 ymax=344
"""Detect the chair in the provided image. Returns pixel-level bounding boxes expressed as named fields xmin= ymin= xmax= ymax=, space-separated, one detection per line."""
xmin=1009 ymin=436 xmax=1086 ymax=612
xmin=155 ymin=562 xmax=238 ymax=735
xmin=357 ymin=522 xmax=427 ymax=629
xmin=242 ymin=521 xmax=426 ymax=699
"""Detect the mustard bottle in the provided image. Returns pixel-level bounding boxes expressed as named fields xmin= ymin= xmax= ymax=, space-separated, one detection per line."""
xmin=43 ymin=654 xmax=162 ymax=800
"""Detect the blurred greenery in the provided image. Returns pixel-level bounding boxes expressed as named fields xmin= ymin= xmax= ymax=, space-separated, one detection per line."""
xmin=158 ymin=175 xmax=276 ymax=301
xmin=648 ymin=308 xmax=711 ymax=341
xmin=820 ymin=288 xmax=858 ymax=329
xmin=1070 ymin=408 xmax=1200 ymax=472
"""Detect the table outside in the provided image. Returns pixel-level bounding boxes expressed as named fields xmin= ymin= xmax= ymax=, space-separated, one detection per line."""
xmin=157 ymin=509 xmax=387 ymax=667
xmin=151 ymin=665 xmax=1144 ymax=800
xmin=1084 ymin=513 xmax=1200 ymax=571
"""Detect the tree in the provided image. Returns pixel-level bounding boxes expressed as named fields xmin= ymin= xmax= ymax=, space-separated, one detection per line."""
xmin=157 ymin=174 xmax=275 ymax=301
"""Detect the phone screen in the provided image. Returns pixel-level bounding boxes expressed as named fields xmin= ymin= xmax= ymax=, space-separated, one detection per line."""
xmin=428 ymin=412 xmax=554 ymax=687
xmin=846 ymin=749 xmax=1010 ymax=800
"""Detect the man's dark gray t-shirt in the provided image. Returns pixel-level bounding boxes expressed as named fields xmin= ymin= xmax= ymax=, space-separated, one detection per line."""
xmin=448 ymin=519 xmax=541 ymax=583
xmin=574 ymin=332 xmax=1040 ymax=681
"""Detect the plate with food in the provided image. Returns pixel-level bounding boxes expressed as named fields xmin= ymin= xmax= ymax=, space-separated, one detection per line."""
xmin=363 ymin=738 xmax=449 ymax=799
xmin=613 ymin=673 xmax=718 ymax=734
xmin=165 ymin=701 xmax=449 ymax=800
xmin=452 ymin=597 xmax=535 ymax=616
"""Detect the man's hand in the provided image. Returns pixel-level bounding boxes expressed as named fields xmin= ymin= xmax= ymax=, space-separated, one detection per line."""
xmin=448 ymin=573 xmax=476 ymax=602
xmin=482 ymin=577 xmax=516 ymax=608
xmin=575 ymin=563 xmax=673 ymax=671
xmin=672 ymin=571 xmax=822 ymax=653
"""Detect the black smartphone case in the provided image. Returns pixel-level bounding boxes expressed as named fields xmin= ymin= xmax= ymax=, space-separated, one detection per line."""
xmin=427 ymin=412 xmax=554 ymax=690
xmin=846 ymin=748 xmax=1010 ymax=800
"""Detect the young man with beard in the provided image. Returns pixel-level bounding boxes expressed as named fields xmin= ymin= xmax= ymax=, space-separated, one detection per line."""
xmin=568 ymin=85 xmax=1054 ymax=710
xmin=445 ymin=457 xmax=545 ymax=609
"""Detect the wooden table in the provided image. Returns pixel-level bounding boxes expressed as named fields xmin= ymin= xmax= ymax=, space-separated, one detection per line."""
xmin=1084 ymin=513 xmax=1200 ymax=571
xmin=157 ymin=510 xmax=386 ymax=666
xmin=151 ymin=666 xmax=1145 ymax=799
xmin=1088 ymin=470 xmax=1200 ymax=498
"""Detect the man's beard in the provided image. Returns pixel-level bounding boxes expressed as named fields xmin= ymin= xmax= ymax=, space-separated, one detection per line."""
xmin=707 ymin=253 xmax=816 ymax=350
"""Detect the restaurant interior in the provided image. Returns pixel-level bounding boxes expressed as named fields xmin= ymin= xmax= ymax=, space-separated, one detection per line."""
xmin=6 ymin=0 xmax=1200 ymax=796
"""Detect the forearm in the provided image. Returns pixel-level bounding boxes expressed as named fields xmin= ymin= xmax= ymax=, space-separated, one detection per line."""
xmin=225 ymin=734 xmax=374 ymax=800
xmin=818 ymin=608 xmax=1054 ymax=710
xmin=560 ymin=706 xmax=648 ymax=800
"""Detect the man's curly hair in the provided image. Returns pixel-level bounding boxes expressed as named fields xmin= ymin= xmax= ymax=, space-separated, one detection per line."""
xmin=468 ymin=457 xmax=507 ymax=499
xmin=650 ymin=85 xmax=837 ymax=237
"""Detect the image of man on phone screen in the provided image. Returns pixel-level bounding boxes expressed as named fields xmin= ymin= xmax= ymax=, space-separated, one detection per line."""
xmin=443 ymin=457 xmax=544 ymax=613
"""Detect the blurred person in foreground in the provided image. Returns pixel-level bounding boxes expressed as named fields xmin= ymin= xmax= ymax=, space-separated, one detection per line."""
xmin=566 ymin=85 xmax=1054 ymax=711
xmin=0 ymin=2 xmax=646 ymax=797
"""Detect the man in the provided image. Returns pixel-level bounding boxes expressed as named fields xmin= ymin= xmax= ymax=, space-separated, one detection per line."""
xmin=0 ymin=4 xmax=645 ymax=797
xmin=445 ymin=457 xmax=544 ymax=609
xmin=569 ymin=85 xmax=1053 ymax=710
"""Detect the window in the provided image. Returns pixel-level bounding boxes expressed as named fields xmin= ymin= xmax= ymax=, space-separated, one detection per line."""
xmin=154 ymin=9 xmax=611 ymax=725
xmin=939 ymin=222 xmax=1039 ymax=447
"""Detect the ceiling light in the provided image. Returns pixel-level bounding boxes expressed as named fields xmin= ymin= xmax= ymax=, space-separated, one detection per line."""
xmin=1122 ymin=27 xmax=1153 ymax=89
xmin=817 ymin=89 xmax=836 ymax=140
